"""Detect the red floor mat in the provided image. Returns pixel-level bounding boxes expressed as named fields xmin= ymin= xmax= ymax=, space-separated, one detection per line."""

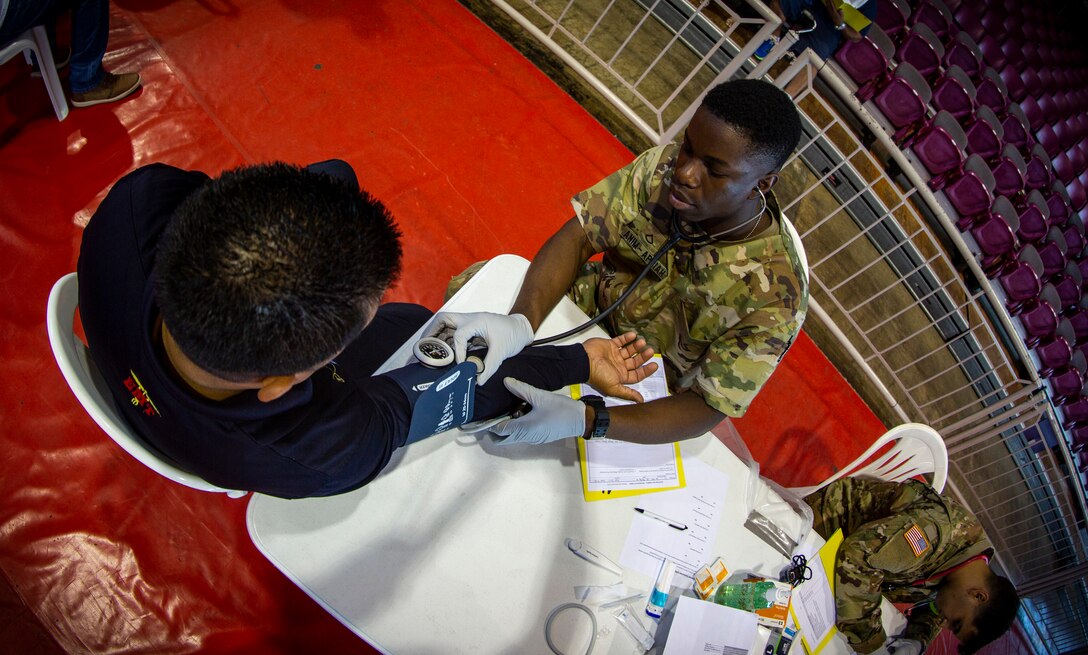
xmin=0 ymin=1 xmax=929 ymax=652
xmin=731 ymin=331 xmax=887 ymax=487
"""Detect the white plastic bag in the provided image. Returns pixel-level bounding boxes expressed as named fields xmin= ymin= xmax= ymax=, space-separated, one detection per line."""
xmin=717 ymin=420 xmax=814 ymax=559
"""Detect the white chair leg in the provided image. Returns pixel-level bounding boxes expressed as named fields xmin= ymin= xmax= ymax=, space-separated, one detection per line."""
xmin=29 ymin=26 xmax=68 ymax=121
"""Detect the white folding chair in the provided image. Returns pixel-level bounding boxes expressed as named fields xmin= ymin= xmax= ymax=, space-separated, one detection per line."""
xmin=0 ymin=22 xmax=68 ymax=121
xmin=789 ymin=423 xmax=948 ymax=497
xmin=47 ymin=273 xmax=246 ymax=498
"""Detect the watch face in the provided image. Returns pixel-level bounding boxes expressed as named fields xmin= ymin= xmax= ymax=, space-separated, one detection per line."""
xmin=581 ymin=396 xmax=609 ymax=439
xmin=591 ymin=415 xmax=610 ymax=439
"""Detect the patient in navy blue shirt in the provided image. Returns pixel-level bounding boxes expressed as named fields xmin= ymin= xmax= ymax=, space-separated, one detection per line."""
xmin=77 ymin=160 xmax=656 ymax=498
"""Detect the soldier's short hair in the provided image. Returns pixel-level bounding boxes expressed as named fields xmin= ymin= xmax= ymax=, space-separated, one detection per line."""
xmin=700 ymin=79 xmax=802 ymax=171
xmin=960 ymin=572 xmax=1020 ymax=654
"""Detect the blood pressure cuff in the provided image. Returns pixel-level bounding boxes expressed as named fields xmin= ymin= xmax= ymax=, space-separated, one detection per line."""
xmin=381 ymin=343 xmax=591 ymax=443
xmin=382 ymin=360 xmax=478 ymax=442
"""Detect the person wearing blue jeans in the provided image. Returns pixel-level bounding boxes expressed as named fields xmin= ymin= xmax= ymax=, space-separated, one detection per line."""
xmin=0 ymin=0 xmax=141 ymax=107
xmin=760 ymin=0 xmax=878 ymax=61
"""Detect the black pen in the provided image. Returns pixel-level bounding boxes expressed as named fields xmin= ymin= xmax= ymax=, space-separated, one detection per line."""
xmin=634 ymin=507 xmax=688 ymax=531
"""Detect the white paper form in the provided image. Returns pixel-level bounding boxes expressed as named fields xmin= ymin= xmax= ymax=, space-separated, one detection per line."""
xmin=583 ymin=438 xmax=679 ymax=491
xmin=619 ymin=457 xmax=729 ymax=579
xmin=663 ymin=595 xmax=759 ymax=655
xmin=792 ymin=541 xmax=837 ymax=653
xmin=578 ymin=356 xmax=681 ymax=491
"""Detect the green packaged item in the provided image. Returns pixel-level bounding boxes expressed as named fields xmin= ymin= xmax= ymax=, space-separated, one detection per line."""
xmin=712 ymin=581 xmax=779 ymax=611
xmin=711 ymin=576 xmax=793 ymax=628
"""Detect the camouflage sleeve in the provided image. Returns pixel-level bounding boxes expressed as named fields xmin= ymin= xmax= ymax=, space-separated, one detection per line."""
xmin=834 ymin=514 xmax=944 ymax=654
xmin=692 ymin=303 xmax=801 ymax=416
xmin=687 ymin=232 xmax=809 ymax=416
xmin=902 ymin=607 xmax=943 ymax=647
xmin=572 ymin=145 xmax=670 ymax=253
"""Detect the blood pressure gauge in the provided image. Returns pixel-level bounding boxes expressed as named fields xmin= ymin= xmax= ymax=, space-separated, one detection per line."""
xmin=413 ymin=335 xmax=487 ymax=376
xmin=413 ymin=337 xmax=454 ymax=368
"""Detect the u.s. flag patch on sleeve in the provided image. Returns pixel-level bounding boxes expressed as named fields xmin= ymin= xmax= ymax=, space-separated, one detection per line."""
xmin=904 ymin=524 xmax=930 ymax=557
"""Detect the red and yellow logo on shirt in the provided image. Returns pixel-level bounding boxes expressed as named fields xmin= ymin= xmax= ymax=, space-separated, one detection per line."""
xmin=123 ymin=371 xmax=160 ymax=417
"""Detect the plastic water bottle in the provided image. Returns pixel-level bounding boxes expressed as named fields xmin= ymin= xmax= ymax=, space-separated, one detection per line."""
xmin=712 ymin=581 xmax=778 ymax=611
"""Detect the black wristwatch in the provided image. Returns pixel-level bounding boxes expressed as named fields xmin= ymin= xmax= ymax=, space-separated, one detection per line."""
xmin=580 ymin=395 xmax=610 ymax=440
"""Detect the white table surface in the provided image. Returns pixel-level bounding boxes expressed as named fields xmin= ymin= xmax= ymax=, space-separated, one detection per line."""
xmin=246 ymin=255 xmax=899 ymax=654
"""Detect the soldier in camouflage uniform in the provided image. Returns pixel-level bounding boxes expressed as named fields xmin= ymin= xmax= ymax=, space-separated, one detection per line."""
xmin=445 ymin=79 xmax=807 ymax=445
xmin=805 ymin=478 xmax=1020 ymax=654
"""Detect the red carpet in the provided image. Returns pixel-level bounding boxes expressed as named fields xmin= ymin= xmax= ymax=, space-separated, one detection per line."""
xmin=0 ymin=3 xmax=639 ymax=652
xmin=731 ymin=331 xmax=887 ymax=487
xmin=0 ymin=1 xmax=1024 ymax=653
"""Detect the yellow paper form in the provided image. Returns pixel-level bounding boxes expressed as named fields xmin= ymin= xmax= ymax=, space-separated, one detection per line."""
xmin=838 ymin=2 xmax=872 ymax=32
xmin=573 ymin=355 xmax=685 ymax=501
xmin=789 ymin=529 xmax=844 ymax=654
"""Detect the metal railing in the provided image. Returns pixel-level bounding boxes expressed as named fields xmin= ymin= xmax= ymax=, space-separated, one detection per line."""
xmin=488 ymin=0 xmax=783 ymax=144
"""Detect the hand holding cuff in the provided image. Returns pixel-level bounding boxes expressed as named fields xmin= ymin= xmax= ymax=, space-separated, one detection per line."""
xmin=490 ymin=378 xmax=586 ymax=446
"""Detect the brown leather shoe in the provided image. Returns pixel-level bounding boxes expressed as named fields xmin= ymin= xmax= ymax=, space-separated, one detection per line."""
xmin=71 ymin=72 xmax=142 ymax=108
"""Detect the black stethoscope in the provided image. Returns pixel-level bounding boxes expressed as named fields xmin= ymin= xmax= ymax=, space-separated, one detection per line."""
xmin=411 ymin=219 xmax=687 ymax=368
xmin=531 ymin=197 xmax=766 ymax=345
xmin=412 ymin=191 xmax=767 ymax=371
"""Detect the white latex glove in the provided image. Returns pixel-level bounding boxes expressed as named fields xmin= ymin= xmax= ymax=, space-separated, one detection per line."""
xmin=490 ymin=378 xmax=586 ymax=446
xmin=429 ymin=312 xmax=534 ymax=385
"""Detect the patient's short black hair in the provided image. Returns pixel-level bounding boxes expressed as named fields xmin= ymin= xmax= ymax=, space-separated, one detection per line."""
xmin=155 ymin=162 xmax=402 ymax=379
xmin=959 ymin=572 xmax=1020 ymax=654
xmin=700 ymin=78 xmax=803 ymax=170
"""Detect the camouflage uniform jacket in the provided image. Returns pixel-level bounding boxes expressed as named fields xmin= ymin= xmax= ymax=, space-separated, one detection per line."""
xmin=805 ymin=478 xmax=994 ymax=653
xmin=569 ymin=143 xmax=808 ymax=416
